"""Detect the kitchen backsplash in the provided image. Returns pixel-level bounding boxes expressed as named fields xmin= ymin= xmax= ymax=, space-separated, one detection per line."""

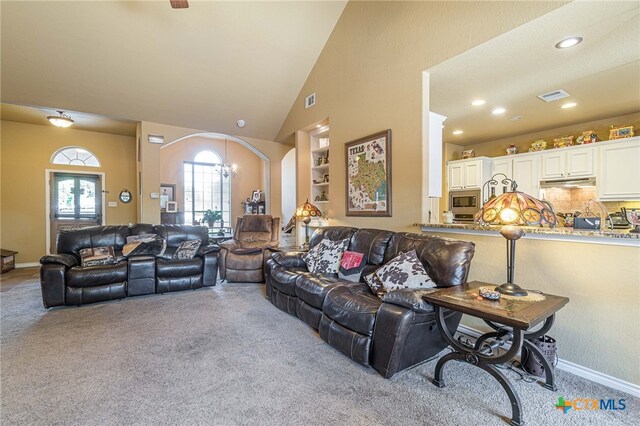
xmin=540 ymin=187 xmax=640 ymax=214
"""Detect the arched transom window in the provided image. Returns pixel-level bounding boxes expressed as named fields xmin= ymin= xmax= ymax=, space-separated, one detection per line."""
xmin=51 ymin=147 xmax=100 ymax=167
xmin=193 ymin=150 xmax=221 ymax=164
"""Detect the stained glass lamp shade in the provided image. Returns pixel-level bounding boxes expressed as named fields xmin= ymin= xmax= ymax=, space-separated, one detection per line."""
xmin=295 ymin=200 xmax=323 ymax=247
xmin=475 ymin=188 xmax=557 ymax=296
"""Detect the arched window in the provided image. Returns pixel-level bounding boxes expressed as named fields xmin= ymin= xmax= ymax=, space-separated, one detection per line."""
xmin=194 ymin=150 xmax=221 ymax=164
xmin=51 ymin=147 xmax=100 ymax=167
xmin=184 ymin=150 xmax=231 ymax=228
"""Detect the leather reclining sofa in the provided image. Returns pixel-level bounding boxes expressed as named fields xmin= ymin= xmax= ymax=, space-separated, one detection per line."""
xmin=265 ymin=226 xmax=475 ymax=378
xmin=39 ymin=224 xmax=219 ymax=308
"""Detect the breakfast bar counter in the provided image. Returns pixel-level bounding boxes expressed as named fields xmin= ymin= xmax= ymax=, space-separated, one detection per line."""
xmin=417 ymin=223 xmax=639 ymax=247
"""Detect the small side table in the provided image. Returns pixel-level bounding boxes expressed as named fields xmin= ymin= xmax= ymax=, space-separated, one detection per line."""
xmin=423 ymin=281 xmax=569 ymax=426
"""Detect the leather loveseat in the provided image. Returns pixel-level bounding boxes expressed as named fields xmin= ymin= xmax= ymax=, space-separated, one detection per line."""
xmin=265 ymin=226 xmax=475 ymax=378
xmin=39 ymin=224 xmax=219 ymax=308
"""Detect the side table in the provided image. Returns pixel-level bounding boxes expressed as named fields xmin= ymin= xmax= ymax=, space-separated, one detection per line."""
xmin=423 ymin=281 xmax=569 ymax=426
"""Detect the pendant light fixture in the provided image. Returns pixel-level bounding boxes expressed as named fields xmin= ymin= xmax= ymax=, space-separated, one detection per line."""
xmin=221 ymin=137 xmax=236 ymax=178
xmin=47 ymin=110 xmax=74 ymax=128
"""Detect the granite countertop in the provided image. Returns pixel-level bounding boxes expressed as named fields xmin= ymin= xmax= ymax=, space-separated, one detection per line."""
xmin=416 ymin=223 xmax=640 ymax=240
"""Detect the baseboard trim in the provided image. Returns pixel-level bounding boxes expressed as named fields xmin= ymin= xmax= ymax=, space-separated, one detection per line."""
xmin=16 ymin=262 xmax=40 ymax=268
xmin=457 ymin=325 xmax=639 ymax=398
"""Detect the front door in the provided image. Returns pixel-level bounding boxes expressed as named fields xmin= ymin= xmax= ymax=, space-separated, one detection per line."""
xmin=49 ymin=172 xmax=103 ymax=253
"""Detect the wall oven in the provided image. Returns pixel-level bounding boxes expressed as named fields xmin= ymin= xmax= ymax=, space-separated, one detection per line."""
xmin=449 ymin=189 xmax=481 ymax=223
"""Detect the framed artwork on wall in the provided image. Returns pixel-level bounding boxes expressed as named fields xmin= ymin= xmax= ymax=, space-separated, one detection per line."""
xmin=165 ymin=201 xmax=178 ymax=213
xmin=345 ymin=129 xmax=392 ymax=217
xmin=160 ymin=183 xmax=176 ymax=211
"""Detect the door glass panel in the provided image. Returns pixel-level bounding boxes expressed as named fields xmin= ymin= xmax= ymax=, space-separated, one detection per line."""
xmin=57 ymin=179 xmax=75 ymax=217
xmin=79 ymin=179 xmax=97 ymax=216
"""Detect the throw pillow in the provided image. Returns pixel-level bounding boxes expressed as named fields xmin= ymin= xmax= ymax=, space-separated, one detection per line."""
xmin=173 ymin=239 xmax=202 ymax=260
xmin=338 ymin=251 xmax=366 ymax=282
xmin=302 ymin=241 xmax=324 ymax=272
xmin=123 ymin=234 xmax=166 ymax=257
xmin=364 ymin=250 xmax=435 ymax=297
xmin=79 ymin=246 xmax=116 ymax=267
xmin=308 ymin=238 xmax=349 ymax=275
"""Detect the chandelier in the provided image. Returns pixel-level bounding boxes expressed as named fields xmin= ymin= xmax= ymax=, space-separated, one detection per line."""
xmin=220 ymin=137 xmax=237 ymax=178
xmin=47 ymin=110 xmax=74 ymax=128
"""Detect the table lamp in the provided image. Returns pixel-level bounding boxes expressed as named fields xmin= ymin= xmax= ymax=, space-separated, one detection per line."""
xmin=475 ymin=178 xmax=557 ymax=296
xmin=295 ymin=199 xmax=323 ymax=249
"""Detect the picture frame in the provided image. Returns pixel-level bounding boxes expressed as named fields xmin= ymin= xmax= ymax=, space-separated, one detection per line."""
xmin=251 ymin=190 xmax=262 ymax=203
xmin=345 ymin=129 xmax=392 ymax=217
xmin=160 ymin=183 xmax=175 ymax=211
xmin=609 ymin=125 xmax=634 ymax=140
xmin=165 ymin=201 xmax=178 ymax=213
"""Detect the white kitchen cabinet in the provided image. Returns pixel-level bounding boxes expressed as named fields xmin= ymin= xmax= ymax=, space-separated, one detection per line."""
xmin=492 ymin=157 xmax=512 ymax=179
xmin=541 ymin=147 xmax=595 ymax=180
xmin=597 ymin=138 xmax=640 ymax=200
xmin=447 ymin=157 xmax=492 ymax=191
xmin=491 ymin=155 xmax=540 ymax=197
xmin=566 ymin=148 xmax=595 ymax=177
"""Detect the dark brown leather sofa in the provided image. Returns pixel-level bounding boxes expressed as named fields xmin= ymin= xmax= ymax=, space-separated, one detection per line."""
xmin=265 ymin=226 xmax=475 ymax=378
xmin=39 ymin=224 xmax=219 ymax=308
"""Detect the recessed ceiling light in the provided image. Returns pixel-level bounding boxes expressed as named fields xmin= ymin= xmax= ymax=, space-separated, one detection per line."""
xmin=236 ymin=119 xmax=246 ymax=128
xmin=555 ymin=37 xmax=583 ymax=49
xmin=561 ymin=102 xmax=577 ymax=109
xmin=471 ymin=99 xmax=486 ymax=106
xmin=452 ymin=130 xmax=464 ymax=135
xmin=509 ymin=115 xmax=523 ymax=121
xmin=492 ymin=107 xmax=506 ymax=115
xmin=316 ymin=124 xmax=322 ymax=128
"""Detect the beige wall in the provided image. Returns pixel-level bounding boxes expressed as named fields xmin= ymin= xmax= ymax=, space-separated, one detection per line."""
xmin=431 ymin=230 xmax=640 ymax=385
xmin=159 ymin=136 xmax=264 ymax=223
xmin=138 ymin=121 xmax=291 ymax=225
xmin=0 ymin=121 xmax=136 ymax=263
xmin=276 ymin=1 xmax=565 ymax=231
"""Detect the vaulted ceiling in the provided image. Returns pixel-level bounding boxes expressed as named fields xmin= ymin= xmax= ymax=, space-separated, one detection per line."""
xmin=1 ymin=1 xmax=346 ymax=141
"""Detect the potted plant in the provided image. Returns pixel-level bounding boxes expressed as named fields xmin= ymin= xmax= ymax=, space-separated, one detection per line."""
xmin=201 ymin=209 xmax=222 ymax=228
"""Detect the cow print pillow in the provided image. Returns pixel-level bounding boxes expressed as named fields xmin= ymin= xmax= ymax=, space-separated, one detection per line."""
xmin=304 ymin=238 xmax=349 ymax=275
xmin=364 ymin=250 xmax=435 ymax=297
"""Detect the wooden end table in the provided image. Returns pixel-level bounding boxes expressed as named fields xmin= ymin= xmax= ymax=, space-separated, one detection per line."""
xmin=423 ymin=281 xmax=569 ymax=426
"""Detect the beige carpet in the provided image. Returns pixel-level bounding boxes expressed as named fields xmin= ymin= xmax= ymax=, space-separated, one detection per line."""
xmin=1 ymin=281 xmax=637 ymax=425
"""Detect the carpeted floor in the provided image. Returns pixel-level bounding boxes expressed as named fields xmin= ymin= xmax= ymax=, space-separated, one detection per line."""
xmin=1 ymin=280 xmax=637 ymax=425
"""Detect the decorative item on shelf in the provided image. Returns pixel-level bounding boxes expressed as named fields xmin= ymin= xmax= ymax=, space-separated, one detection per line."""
xmin=529 ymin=139 xmax=547 ymax=152
xmin=160 ymin=184 xmax=175 ymax=211
xmin=475 ymin=176 xmax=558 ymax=297
xmin=442 ymin=210 xmax=454 ymax=224
xmin=552 ymin=136 xmax=574 ymax=148
xmin=578 ymin=130 xmax=599 ymax=144
xmin=318 ymin=138 xmax=330 ymax=148
xmin=319 ymin=191 xmax=328 ymax=202
xmin=295 ymin=199 xmax=323 ymax=248
xmin=623 ymin=207 xmax=640 ymax=234
xmin=323 ymin=173 xmax=329 ymax=183
xmin=345 ymin=129 xmax=392 ymax=217
xmin=478 ymin=287 xmax=501 ymax=301
xmin=461 ymin=149 xmax=475 ymax=159
xmin=251 ymin=190 xmax=263 ymax=203
xmin=165 ymin=201 xmax=178 ymax=213
xmin=609 ymin=125 xmax=634 ymax=140
xmin=506 ymin=144 xmax=518 ymax=155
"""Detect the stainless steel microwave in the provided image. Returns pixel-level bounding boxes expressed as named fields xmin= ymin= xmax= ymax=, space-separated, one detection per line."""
xmin=449 ymin=189 xmax=481 ymax=222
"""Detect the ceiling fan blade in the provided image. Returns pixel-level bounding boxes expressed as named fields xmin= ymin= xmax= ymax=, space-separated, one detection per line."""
xmin=170 ymin=0 xmax=189 ymax=9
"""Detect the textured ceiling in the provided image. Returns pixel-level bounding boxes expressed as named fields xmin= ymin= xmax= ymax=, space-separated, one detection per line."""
xmin=429 ymin=1 xmax=640 ymax=146
xmin=0 ymin=1 xmax=346 ymax=141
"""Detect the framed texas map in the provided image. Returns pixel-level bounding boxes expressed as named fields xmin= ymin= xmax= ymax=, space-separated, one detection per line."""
xmin=345 ymin=129 xmax=392 ymax=217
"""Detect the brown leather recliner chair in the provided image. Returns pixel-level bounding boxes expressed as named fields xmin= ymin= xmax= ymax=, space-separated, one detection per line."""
xmin=218 ymin=215 xmax=280 ymax=282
